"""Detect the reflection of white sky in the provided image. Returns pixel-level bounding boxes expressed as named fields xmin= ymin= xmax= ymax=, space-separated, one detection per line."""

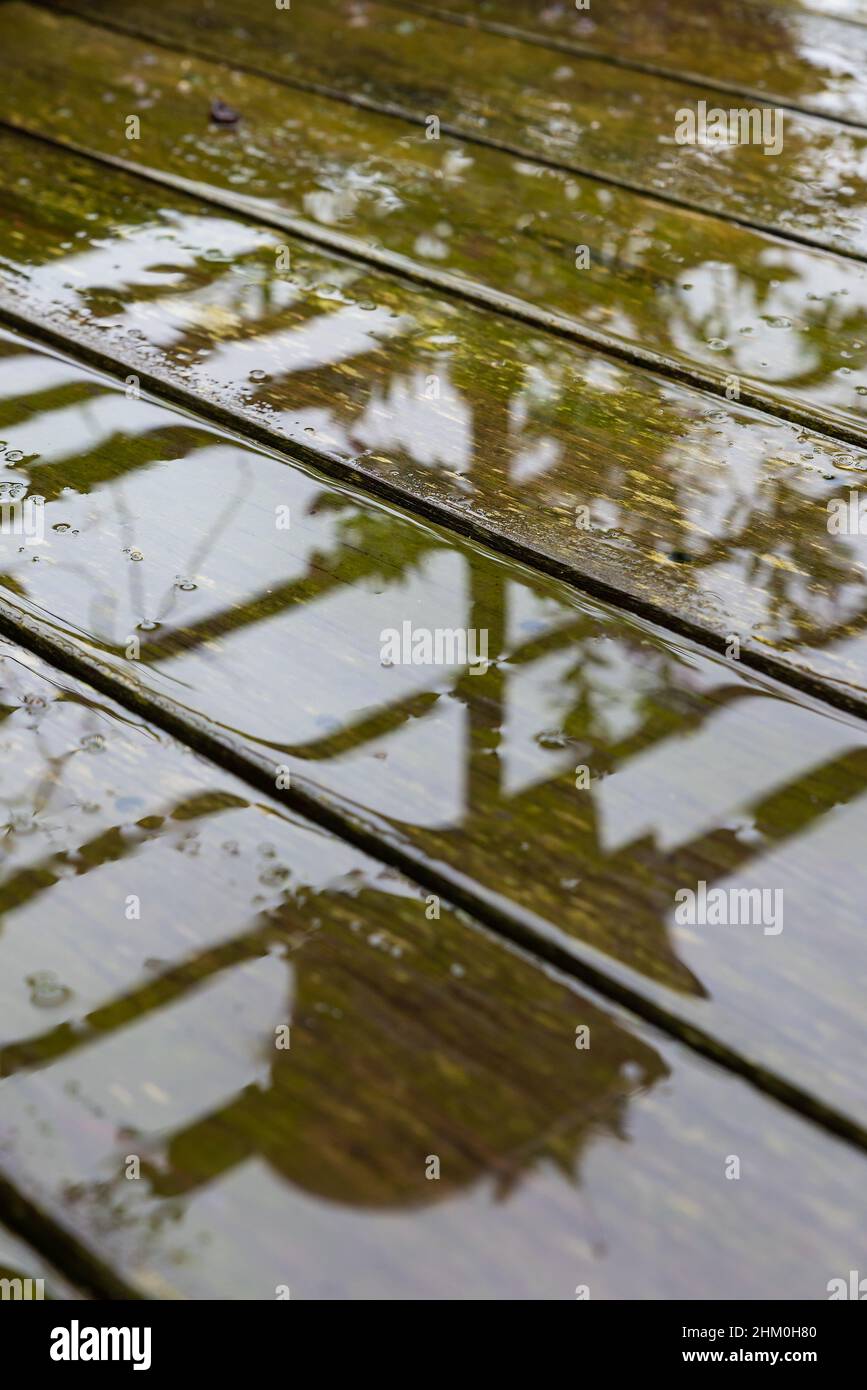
xmin=350 ymin=365 xmax=472 ymax=472
xmin=21 ymin=212 xmax=272 ymax=309
xmin=323 ymin=695 xmax=465 ymax=830
xmin=663 ymin=789 xmax=867 ymax=1112
xmin=118 ymin=271 xmax=303 ymax=349
xmin=506 ymin=577 xmax=577 ymax=650
xmin=597 ymin=693 xmax=865 ymax=852
xmin=585 ymin=639 xmax=660 ymax=744
xmin=511 ymin=435 xmax=560 ymax=482
xmin=4 ymin=989 xmax=863 ymax=1297
xmin=12 ymin=956 xmax=289 ymax=1134
xmin=695 ymin=552 xmax=867 ymax=639
xmin=0 ymin=351 xmax=86 ymax=402
xmin=652 ymin=412 xmax=785 ymax=546
xmin=666 ymin=245 xmax=867 ymax=388
xmin=6 ymin=440 xmax=337 ymax=645
xmin=200 ymin=303 xmax=405 ymax=384
xmin=803 ymin=623 xmax=867 ymax=691
xmin=21 ymin=392 xmax=172 ymax=463
xmin=172 ymin=548 xmax=474 ymax=741
xmin=501 ymin=647 xmax=577 ymax=799
xmin=0 ymin=792 xmax=366 ymax=1047
xmin=508 ymin=369 xmax=564 ymax=482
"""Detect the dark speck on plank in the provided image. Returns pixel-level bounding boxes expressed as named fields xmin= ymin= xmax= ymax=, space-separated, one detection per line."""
xmin=209 ymin=98 xmax=240 ymax=125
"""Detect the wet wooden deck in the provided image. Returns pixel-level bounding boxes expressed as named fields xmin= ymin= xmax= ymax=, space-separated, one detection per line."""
xmin=0 ymin=0 xmax=865 ymax=1299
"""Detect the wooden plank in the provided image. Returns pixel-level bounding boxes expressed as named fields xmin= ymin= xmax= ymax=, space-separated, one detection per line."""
xmin=385 ymin=0 xmax=867 ymax=126
xmin=2 ymin=126 xmax=867 ymax=720
xmin=0 ymin=642 xmax=865 ymax=1298
xmin=397 ymin=0 xmax=867 ymax=44
xmin=29 ymin=0 xmax=867 ymax=260
xmin=1 ymin=326 xmax=867 ymax=1140
xmin=5 ymin=9 xmax=867 ymax=459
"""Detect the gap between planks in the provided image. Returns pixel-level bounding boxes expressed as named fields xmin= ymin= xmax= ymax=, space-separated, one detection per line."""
xmin=3 ymin=286 xmax=867 ymax=730
xmin=33 ymin=0 xmax=867 ymax=262
xmin=5 ymin=108 xmax=867 ymax=470
xmin=387 ymin=0 xmax=867 ymax=132
xmin=0 ymin=1168 xmax=141 ymax=1300
xmin=0 ymin=472 xmax=866 ymax=1161
xmin=5 ymin=0 xmax=867 ymax=1300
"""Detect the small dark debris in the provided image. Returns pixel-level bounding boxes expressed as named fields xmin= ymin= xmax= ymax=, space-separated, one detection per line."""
xmin=210 ymin=98 xmax=241 ymax=125
xmin=669 ymin=550 xmax=694 ymax=564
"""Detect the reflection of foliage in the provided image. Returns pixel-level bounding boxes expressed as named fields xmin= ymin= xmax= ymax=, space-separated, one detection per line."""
xmin=305 ymin=490 xmax=453 ymax=587
xmin=49 ymin=880 xmax=670 ymax=1213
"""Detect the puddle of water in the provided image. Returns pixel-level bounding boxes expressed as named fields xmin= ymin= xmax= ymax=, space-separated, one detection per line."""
xmin=2 ymin=132 xmax=867 ymax=689
xmin=0 ymin=329 xmax=866 ymax=1130
xmin=0 ymin=645 xmax=864 ymax=1298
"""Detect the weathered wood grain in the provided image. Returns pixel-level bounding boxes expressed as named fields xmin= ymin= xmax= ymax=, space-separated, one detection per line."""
xmin=1 ymin=128 xmax=867 ymax=719
xmin=385 ymin=0 xmax=867 ymax=126
xmin=32 ymin=0 xmax=867 ymax=259
xmin=1 ymin=326 xmax=866 ymax=1139
xmin=6 ymin=6 xmax=867 ymax=459
xmin=0 ymin=642 xmax=864 ymax=1298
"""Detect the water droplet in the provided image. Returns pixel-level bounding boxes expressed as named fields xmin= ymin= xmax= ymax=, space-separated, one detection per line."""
xmin=80 ymin=733 xmax=105 ymax=753
xmin=536 ymin=729 xmax=570 ymax=749
xmin=175 ymin=577 xmax=197 ymax=591
xmin=27 ymin=971 xmax=73 ymax=1009
xmin=249 ymin=369 xmax=270 ymax=383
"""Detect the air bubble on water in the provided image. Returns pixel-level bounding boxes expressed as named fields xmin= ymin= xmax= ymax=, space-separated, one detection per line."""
xmin=80 ymin=733 xmax=106 ymax=753
xmin=175 ymin=577 xmax=197 ymax=591
xmin=27 ymin=971 xmax=73 ymax=1010
xmin=536 ymin=729 xmax=570 ymax=749
xmin=249 ymin=369 xmax=270 ymax=383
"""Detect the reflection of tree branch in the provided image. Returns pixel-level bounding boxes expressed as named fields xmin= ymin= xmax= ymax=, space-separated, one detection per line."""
xmin=678 ymin=745 xmax=867 ymax=873
xmin=0 ymin=789 xmax=245 ymax=942
xmin=0 ymin=905 xmax=274 ymax=1081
